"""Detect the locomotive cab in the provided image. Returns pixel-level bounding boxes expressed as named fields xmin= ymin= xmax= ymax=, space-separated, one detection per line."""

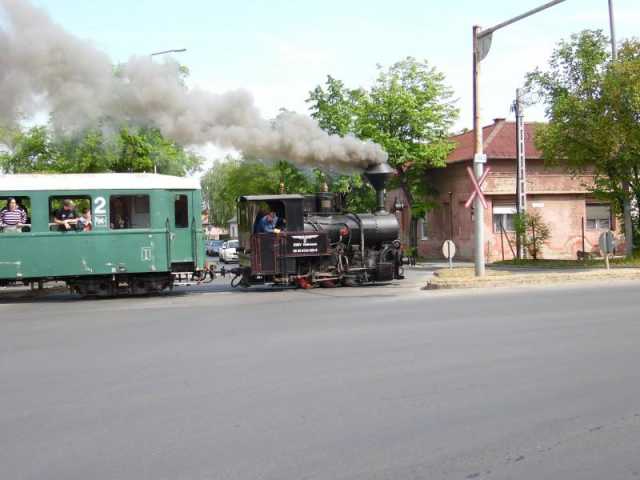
xmin=237 ymin=195 xmax=330 ymax=283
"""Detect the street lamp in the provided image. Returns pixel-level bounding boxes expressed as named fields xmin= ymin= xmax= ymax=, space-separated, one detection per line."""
xmin=150 ymin=48 xmax=187 ymax=57
xmin=471 ymin=0 xmax=567 ymax=276
xmin=148 ymin=48 xmax=187 ymax=174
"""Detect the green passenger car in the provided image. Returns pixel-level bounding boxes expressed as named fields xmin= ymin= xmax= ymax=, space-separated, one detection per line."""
xmin=0 ymin=174 xmax=205 ymax=295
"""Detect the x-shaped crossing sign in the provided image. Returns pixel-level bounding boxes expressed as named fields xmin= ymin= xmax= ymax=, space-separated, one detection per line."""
xmin=464 ymin=166 xmax=491 ymax=209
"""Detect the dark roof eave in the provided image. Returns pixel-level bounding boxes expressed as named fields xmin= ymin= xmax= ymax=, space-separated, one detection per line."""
xmin=445 ymin=155 xmax=544 ymax=165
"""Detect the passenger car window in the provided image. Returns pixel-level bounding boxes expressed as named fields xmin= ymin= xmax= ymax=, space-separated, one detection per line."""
xmin=0 ymin=196 xmax=31 ymax=233
xmin=49 ymin=196 xmax=91 ymax=232
xmin=175 ymin=194 xmax=189 ymax=228
xmin=110 ymin=195 xmax=150 ymax=229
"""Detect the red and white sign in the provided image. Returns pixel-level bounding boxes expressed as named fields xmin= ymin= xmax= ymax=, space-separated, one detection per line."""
xmin=464 ymin=166 xmax=491 ymax=209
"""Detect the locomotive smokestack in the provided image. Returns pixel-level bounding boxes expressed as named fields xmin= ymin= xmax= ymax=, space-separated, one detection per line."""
xmin=364 ymin=162 xmax=395 ymax=214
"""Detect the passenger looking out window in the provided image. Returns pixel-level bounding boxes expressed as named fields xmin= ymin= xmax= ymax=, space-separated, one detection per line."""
xmin=54 ymin=199 xmax=79 ymax=231
xmin=77 ymin=209 xmax=93 ymax=232
xmin=110 ymin=197 xmax=129 ymax=229
xmin=0 ymin=197 xmax=27 ymax=232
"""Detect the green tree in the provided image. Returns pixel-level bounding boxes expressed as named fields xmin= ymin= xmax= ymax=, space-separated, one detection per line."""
xmin=514 ymin=212 xmax=551 ymax=260
xmin=307 ymin=57 xmax=458 ymax=245
xmin=0 ymin=125 xmax=202 ymax=176
xmin=526 ymin=30 xmax=640 ymax=251
xmin=201 ymin=158 xmax=316 ymax=227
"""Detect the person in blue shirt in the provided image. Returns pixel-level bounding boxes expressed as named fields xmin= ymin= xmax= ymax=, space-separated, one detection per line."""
xmin=256 ymin=211 xmax=280 ymax=234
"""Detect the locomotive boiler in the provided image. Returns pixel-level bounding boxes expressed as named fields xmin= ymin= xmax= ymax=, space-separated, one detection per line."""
xmin=230 ymin=163 xmax=404 ymax=288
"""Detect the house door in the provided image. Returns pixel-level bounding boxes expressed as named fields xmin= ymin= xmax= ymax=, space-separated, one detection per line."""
xmin=170 ymin=192 xmax=193 ymax=268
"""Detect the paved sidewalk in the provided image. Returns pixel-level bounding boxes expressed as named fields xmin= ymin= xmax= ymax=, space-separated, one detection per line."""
xmin=426 ymin=266 xmax=640 ymax=290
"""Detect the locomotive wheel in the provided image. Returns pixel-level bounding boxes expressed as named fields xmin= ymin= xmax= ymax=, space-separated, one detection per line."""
xmin=295 ymin=277 xmax=314 ymax=289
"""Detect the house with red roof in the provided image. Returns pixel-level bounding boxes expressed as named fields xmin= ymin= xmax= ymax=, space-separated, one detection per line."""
xmin=387 ymin=118 xmax=622 ymax=261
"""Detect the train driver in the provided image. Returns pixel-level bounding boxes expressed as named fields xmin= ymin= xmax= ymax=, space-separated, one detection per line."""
xmin=0 ymin=197 xmax=27 ymax=232
xmin=53 ymin=199 xmax=79 ymax=231
xmin=255 ymin=211 xmax=281 ymax=234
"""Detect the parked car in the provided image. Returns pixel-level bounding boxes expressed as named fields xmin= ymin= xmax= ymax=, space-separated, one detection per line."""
xmin=206 ymin=239 xmax=224 ymax=256
xmin=219 ymin=239 xmax=239 ymax=263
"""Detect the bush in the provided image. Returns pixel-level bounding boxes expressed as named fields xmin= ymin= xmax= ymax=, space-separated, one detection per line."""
xmin=514 ymin=212 xmax=551 ymax=260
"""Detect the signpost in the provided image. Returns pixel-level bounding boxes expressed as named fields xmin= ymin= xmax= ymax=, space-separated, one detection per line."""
xmin=442 ymin=240 xmax=456 ymax=269
xmin=599 ymin=231 xmax=615 ymax=270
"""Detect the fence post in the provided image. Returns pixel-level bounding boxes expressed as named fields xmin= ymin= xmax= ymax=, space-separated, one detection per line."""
xmin=581 ymin=216 xmax=585 ymax=260
xmin=532 ymin=222 xmax=537 ymax=260
xmin=500 ymin=219 xmax=505 ymax=261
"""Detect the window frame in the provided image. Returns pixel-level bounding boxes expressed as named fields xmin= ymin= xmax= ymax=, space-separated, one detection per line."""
xmin=492 ymin=204 xmax=517 ymax=233
xmin=109 ymin=194 xmax=151 ymax=230
xmin=0 ymin=195 xmax=32 ymax=233
xmin=418 ymin=217 xmax=428 ymax=240
xmin=586 ymin=204 xmax=612 ymax=231
xmin=48 ymin=195 xmax=92 ymax=233
xmin=174 ymin=194 xmax=190 ymax=229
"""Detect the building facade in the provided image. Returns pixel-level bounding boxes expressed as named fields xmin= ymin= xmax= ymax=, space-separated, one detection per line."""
xmin=390 ymin=119 xmax=623 ymax=261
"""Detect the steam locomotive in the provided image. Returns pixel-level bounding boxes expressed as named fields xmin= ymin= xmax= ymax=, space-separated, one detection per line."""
xmin=228 ymin=163 xmax=404 ymax=288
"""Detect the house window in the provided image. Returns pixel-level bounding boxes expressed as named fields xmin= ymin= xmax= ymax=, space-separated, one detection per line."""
xmin=493 ymin=204 xmax=517 ymax=232
xmin=586 ymin=204 xmax=611 ymax=230
xmin=110 ymin=195 xmax=150 ymax=229
xmin=418 ymin=217 xmax=428 ymax=240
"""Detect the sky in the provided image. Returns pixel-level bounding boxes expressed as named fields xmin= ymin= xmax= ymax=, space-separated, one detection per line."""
xmin=22 ymin=0 xmax=640 ymax=164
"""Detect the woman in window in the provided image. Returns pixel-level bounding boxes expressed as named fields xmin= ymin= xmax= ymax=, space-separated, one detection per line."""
xmin=0 ymin=198 xmax=27 ymax=232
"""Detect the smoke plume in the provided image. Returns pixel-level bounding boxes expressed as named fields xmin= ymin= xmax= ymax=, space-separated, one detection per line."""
xmin=0 ymin=0 xmax=386 ymax=168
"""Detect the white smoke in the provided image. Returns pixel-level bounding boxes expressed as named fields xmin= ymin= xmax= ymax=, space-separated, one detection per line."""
xmin=0 ymin=0 xmax=387 ymax=168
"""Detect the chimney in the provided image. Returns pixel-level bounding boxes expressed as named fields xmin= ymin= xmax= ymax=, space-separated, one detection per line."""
xmin=364 ymin=163 xmax=395 ymax=214
xmin=493 ymin=117 xmax=506 ymax=124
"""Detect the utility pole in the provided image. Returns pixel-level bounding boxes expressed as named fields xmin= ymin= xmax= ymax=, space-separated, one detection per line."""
xmin=608 ymin=1 xmax=633 ymax=256
xmin=472 ymin=0 xmax=566 ymax=276
xmin=514 ymin=88 xmax=527 ymax=259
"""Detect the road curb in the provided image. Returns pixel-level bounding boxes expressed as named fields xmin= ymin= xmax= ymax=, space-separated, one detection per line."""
xmin=425 ymin=269 xmax=640 ymax=290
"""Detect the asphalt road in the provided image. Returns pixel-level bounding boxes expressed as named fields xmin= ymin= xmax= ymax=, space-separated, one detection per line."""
xmin=1 ymin=276 xmax=640 ymax=480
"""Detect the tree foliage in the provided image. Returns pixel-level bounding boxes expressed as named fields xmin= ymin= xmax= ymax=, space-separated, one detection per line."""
xmin=307 ymin=57 xmax=458 ymax=220
xmin=0 ymin=125 xmax=202 ymax=176
xmin=514 ymin=212 xmax=551 ymax=260
xmin=526 ymin=30 xmax=640 ymax=238
xmin=200 ymin=158 xmax=377 ymax=227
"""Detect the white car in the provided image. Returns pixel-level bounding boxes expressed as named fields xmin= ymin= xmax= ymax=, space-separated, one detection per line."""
xmin=219 ymin=239 xmax=239 ymax=263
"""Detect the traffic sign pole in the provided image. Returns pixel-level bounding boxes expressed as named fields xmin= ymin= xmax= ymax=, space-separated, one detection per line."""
xmin=472 ymin=26 xmax=485 ymax=277
xmin=442 ymin=240 xmax=457 ymax=270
